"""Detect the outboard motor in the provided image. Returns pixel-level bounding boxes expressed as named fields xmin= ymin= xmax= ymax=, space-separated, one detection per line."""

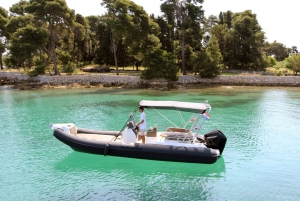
xmin=204 ymin=130 xmax=227 ymax=155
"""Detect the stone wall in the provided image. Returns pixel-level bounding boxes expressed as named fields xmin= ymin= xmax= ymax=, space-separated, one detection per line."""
xmin=178 ymin=75 xmax=300 ymax=86
xmin=0 ymin=72 xmax=31 ymax=81
xmin=37 ymin=74 xmax=141 ymax=85
xmin=1 ymin=72 xmax=300 ymax=87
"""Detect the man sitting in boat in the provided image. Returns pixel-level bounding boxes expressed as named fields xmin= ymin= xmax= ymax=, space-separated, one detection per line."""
xmin=136 ymin=106 xmax=147 ymax=143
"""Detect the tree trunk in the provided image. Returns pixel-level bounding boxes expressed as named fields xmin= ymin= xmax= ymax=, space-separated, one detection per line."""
xmin=181 ymin=28 xmax=186 ymax=75
xmin=76 ymin=47 xmax=79 ymax=68
xmin=88 ymin=39 xmax=91 ymax=64
xmin=111 ymin=32 xmax=119 ymax=75
xmin=0 ymin=54 xmax=3 ymax=70
xmin=27 ymin=57 xmax=32 ymax=69
xmin=50 ymin=25 xmax=60 ymax=75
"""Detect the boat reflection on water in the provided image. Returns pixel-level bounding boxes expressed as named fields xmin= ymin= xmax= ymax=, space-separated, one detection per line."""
xmin=54 ymin=153 xmax=226 ymax=200
xmin=55 ymin=152 xmax=226 ymax=178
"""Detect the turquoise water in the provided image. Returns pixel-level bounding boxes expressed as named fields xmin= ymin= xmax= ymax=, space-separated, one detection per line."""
xmin=1 ymin=87 xmax=300 ymax=201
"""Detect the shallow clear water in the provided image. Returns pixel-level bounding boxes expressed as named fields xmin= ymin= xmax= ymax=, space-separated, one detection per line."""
xmin=1 ymin=87 xmax=299 ymax=201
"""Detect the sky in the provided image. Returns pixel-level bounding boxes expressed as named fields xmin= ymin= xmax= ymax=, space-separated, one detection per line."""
xmin=2 ymin=0 xmax=299 ymax=49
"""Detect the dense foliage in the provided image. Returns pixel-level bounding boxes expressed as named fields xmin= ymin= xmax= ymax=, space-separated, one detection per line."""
xmin=142 ymin=48 xmax=179 ymax=81
xmin=0 ymin=0 xmax=299 ymax=78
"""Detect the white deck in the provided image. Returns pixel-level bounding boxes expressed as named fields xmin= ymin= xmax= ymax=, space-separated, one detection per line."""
xmin=148 ymin=141 xmax=206 ymax=147
xmin=76 ymin=131 xmax=202 ymax=146
xmin=51 ymin=123 xmax=205 ymax=146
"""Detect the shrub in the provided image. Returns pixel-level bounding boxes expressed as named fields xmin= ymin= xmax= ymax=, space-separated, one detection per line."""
xmin=274 ymin=60 xmax=290 ymax=69
xmin=190 ymin=50 xmax=221 ymax=78
xmin=276 ymin=71 xmax=283 ymax=76
xmin=142 ymin=48 xmax=180 ymax=81
xmin=267 ymin=56 xmax=277 ymax=67
xmin=57 ymin=50 xmax=71 ymax=65
xmin=27 ymin=63 xmax=46 ymax=77
xmin=62 ymin=62 xmax=76 ymax=74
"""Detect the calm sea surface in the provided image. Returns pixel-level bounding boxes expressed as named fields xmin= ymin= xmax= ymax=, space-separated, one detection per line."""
xmin=0 ymin=86 xmax=299 ymax=201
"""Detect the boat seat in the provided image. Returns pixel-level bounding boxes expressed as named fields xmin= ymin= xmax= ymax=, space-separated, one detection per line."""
xmin=137 ymin=126 xmax=157 ymax=142
xmin=166 ymin=127 xmax=189 ymax=133
xmin=161 ymin=130 xmax=193 ymax=142
xmin=161 ymin=127 xmax=190 ymax=138
xmin=165 ymin=135 xmax=193 ymax=142
xmin=160 ymin=132 xmax=188 ymax=137
xmin=69 ymin=125 xmax=77 ymax=135
xmin=147 ymin=127 xmax=157 ymax=137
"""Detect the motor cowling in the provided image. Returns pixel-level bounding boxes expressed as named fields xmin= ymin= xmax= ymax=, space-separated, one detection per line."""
xmin=204 ymin=129 xmax=227 ymax=155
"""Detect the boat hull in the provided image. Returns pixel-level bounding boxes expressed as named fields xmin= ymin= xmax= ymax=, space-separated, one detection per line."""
xmin=54 ymin=128 xmax=220 ymax=164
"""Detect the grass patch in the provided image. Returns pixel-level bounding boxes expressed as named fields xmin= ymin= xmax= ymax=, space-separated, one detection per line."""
xmin=266 ymin=67 xmax=291 ymax=73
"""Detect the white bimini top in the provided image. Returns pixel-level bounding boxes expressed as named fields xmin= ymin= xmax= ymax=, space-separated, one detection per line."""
xmin=139 ymin=100 xmax=210 ymax=113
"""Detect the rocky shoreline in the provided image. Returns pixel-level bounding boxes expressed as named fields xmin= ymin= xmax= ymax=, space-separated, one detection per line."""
xmin=1 ymin=72 xmax=300 ymax=90
xmin=0 ymin=77 xmax=176 ymax=90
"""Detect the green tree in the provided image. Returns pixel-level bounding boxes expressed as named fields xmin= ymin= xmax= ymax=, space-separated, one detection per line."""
xmin=211 ymin=11 xmax=268 ymax=70
xmin=26 ymin=0 xmax=75 ymax=75
xmin=286 ymin=54 xmax=300 ymax=75
xmin=223 ymin=11 xmax=232 ymax=28
xmin=101 ymin=0 xmax=133 ymax=75
xmin=71 ymin=14 xmax=87 ymax=67
xmin=267 ymin=56 xmax=277 ymax=67
xmin=205 ymin=10 xmax=268 ymax=71
xmin=184 ymin=3 xmax=205 ymax=71
xmin=97 ymin=13 xmax=143 ymax=68
xmin=188 ymin=35 xmax=222 ymax=79
xmin=95 ymin=17 xmax=132 ymax=68
xmin=218 ymin=12 xmax=224 ymax=25
xmin=142 ymin=48 xmax=179 ymax=81
xmin=290 ymin=46 xmax=298 ymax=54
xmin=5 ymin=2 xmax=39 ymax=69
xmin=161 ymin=0 xmax=204 ymax=75
xmin=189 ymin=49 xmax=220 ymax=78
xmin=160 ymin=1 xmax=176 ymax=54
xmin=9 ymin=0 xmax=29 ymax=16
xmin=153 ymin=15 xmax=173 ymax=52
xmin=123 ymin=3 xmax=160 ymax=70
xmin=10 ymin=25 xmax=48 ymax=69
xmin=94 ymin=18 xmax=114 ymax=66
xmin=0 ymin=6 xmax=8 ymax=69
xmin=101 ymin=0 xmax=159 ymax=75
xmin=85 ymin=15 xmax=101 ymax=64
xmin=204 ymin=15 xmax=218 ymax=34
xmin=264 ymin=41 xmax=289 ymax=61
xmin=205 ymin=35 xmax=223 ymax=66
xmin=210 ymin=23 xmax=230 ymax=67
xmin=228 ymin=10 xmax=265 ymax=70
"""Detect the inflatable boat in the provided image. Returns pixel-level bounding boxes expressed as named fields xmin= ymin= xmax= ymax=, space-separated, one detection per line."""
xmin=51 ymin=100 xmax=227 ymax=164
